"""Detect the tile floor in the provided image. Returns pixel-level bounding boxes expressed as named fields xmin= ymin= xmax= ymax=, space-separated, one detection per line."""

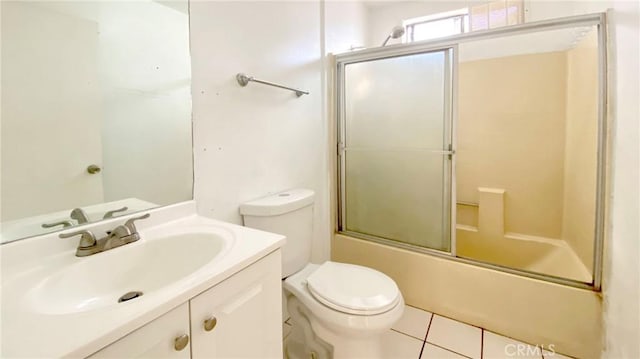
xmin=283 ymin=305 xmax=574 ymax=359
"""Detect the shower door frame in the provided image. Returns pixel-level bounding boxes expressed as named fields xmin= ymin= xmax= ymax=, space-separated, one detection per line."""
xmin=335 ymin=13 xmax=608 ymax=291
xmin=336 ymin=45 xmax=458 ymax=257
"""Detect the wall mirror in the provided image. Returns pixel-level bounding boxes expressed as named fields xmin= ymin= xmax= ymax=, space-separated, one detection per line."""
xmin=337 ymin=15 xmax=606 ymax=288
xmin=1 ymin=0 xmax=193 ymax=243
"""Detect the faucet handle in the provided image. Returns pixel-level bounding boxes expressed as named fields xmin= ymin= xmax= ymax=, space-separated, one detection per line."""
xmin=70 ymin=208 xmax=90 ymax=224
xmin=42 ymin=220 xmax=74 ymax=229
xmin=103 ymin=206 xmax=129 ymax=219
xmin=59 ymin=229 xmax=97 ymax=249
xmin=124 ymin=213 xmax=151 ymax=233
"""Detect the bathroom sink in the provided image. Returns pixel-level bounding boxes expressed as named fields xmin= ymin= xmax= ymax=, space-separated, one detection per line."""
xmin=26 ymin=232 xmax=227 ymax=315
xmin=1 ymin=203 xmax=286 ymax=358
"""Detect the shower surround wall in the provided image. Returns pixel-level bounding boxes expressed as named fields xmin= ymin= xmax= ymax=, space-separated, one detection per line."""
xmin=457 ymin=51 xmax=567 ymax=240
xmin=455 ymin=37 xmax=598 ymax=280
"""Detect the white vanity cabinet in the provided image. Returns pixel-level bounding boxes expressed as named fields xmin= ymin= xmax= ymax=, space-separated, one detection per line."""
xmin=88 ymin=303 xmax=191 ymax=359
xmin=190 ymin=250 xmax=282 ymax=358
xmin=87 ymin=251 xmax=282 ymax=359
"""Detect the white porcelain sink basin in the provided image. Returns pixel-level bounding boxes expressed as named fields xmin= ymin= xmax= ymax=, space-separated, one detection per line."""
xmin=26 ymin=232 xmax=227 ymax=315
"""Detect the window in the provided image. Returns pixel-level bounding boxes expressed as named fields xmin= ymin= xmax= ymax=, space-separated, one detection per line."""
xmin=404 ymin=0 xmax=523 ymax=43
xmin=405 ymin=9 xmax=469 ymax=43
xmin=406 ymin=12 xmax=469 ymax=42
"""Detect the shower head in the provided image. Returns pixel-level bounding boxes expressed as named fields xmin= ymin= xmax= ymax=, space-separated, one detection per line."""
xmin=381 ymin=25 xmax=406 ymax=46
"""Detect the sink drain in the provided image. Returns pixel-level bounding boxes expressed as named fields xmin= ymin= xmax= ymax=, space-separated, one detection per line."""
xmin=118 ymin=291 xmax=143 ymax=303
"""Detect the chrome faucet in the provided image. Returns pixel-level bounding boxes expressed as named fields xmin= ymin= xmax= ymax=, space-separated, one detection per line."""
xmin=70 ymin=208 xmax=90 ymax=224
xmin=59 ymin=213 xmax=150 ymax=257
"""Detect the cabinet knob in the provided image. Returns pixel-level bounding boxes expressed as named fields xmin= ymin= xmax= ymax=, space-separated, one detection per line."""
xmin=204 ymin=316 xmax=217 ymax=332
xmin=174 ymin=334 xmax=189 ymax=351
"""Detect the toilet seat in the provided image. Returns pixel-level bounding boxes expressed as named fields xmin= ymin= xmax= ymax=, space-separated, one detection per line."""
xmin=306 ymin=262 xmax=401 ymax=315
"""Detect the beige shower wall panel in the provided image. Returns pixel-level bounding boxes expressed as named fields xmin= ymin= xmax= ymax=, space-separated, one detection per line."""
xmin=562 ymin=32 xmax=598 ymax=272
xmin=332 ymin=234 xmax=602 ymax=359
xmin=458 ymin=52 xmax=568 ymax=239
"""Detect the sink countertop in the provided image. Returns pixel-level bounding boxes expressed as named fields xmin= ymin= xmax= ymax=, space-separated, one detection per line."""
xmin=0 ymin=201 xmax=286 ymax=358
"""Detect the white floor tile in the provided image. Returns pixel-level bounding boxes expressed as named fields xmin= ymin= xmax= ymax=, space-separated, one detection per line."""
xmin=392 ymin=305 xmax=433 ymax=340
xmin=421 ymin=343 xmax=467 ymax=359
xmin=383 ymin=330 xmax=425 ymax=359
xmin=483 ymin=331 xmax=542 ymax=359
xmin=542 ymin=349 xmax=573 ymax=358
xmin=426 ymin=315 xmax=482 ymax=359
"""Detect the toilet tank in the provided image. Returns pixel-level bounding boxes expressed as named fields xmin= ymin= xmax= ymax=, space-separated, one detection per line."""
xmin=240 ymin=189 xmax=314 ymax=278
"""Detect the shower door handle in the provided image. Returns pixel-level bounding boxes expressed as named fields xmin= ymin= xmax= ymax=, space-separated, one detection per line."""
xmin=430 ymin=146 xmax=455 ymax=159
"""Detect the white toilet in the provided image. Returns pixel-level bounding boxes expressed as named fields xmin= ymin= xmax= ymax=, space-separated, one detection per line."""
xmin=240 ymin=189 xmax=404 ymax=359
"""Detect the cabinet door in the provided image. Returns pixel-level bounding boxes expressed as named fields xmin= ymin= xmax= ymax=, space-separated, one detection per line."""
xmin=190 ymin=251 xmax=282 ymax=358
xmin=88 ymin=303 xmax=190 ymax=359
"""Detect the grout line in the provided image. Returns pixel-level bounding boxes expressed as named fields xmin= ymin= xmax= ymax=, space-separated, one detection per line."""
xmin=417 ymin=340 xmax=426 ymax=359
xmin=425 ymin=313 xmax=434 ymax=339
xmin=423 ymin=315 xmax=475 ymax=359
xmin=430 ymin=312 xmax=484 ymax=330
xmin=417 ymin=313 xmax=434 ymax=359
xmin=424 ymin=342 xmax=474 ymax=359
xmin=392 ymin=331 xmax=429 ymax=342
xmin=390 ymin=328 xmax=428 ymax=343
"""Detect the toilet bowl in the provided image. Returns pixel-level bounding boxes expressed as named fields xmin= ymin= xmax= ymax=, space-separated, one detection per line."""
xmin=284 ymin=262 xmax=404 ymax=358
xmin=240 ymin=189 xmax=404 ymax=359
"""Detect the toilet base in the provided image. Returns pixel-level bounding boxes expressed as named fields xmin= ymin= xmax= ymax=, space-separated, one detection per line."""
xmin=284 ymin=295 xmax=401 ymax=359
xmin=284 ymin=299 xmax=333 ymax=359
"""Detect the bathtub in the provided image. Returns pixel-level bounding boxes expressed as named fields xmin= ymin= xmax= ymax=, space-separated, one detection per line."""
xmin=332 ymin=233 xmax=601 ymax=358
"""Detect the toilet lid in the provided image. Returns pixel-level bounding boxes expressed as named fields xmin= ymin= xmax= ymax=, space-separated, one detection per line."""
xmin=306 ymin=262 xmax=401 ymax=315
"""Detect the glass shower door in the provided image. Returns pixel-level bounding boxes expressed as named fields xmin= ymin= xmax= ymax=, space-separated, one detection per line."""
xmin=339 ymin=48 xmax=454 ymax=252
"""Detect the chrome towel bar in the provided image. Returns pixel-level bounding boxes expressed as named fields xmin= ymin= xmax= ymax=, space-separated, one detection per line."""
xmin=236 ymin=73 xmax=309 ymax=97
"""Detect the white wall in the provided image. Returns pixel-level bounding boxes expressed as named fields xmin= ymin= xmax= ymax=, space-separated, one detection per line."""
xmin=524 ymin=0 xmax=612 ymax=22
xmin=190 ymin=1 xmax=329 ymax=262
xmin=325 ymin=1 xmax=368 ymax=53
xmin=603 ymin=2 xmax=640 ymax=357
